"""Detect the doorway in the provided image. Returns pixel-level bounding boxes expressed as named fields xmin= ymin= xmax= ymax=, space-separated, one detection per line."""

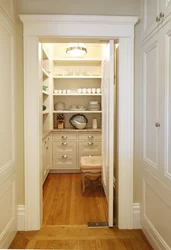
xmin=20 ymin=14 xmax=137 ymax=230
xmin=41 ymin=40 xmax=115 ymax=227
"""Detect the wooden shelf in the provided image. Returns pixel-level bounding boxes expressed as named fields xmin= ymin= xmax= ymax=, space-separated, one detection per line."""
xmin=42 ymin=47 xmax=50 ymax=60
xmin=42 ymin=90 xmax=49 ymax=96
xmin=52 ymin=75 xmax=102 ymax=79
xmin=53 ymin=93 xmax=102 ymax=96
xmin=53 ymin=58 xmax=102 ymax=66
xmin=53 ymin=110 xmax=102 ymax=114
xmin=42 ymin=68 xmax=50 ymax=79
xmin=42 ymin=111 xmax=49 ymax=115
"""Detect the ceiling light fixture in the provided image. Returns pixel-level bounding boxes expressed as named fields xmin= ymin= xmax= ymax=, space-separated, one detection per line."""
xmin=66 ymin=43 xmax=87 ymax=57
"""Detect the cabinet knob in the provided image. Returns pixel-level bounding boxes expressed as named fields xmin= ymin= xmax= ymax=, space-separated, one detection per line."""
xmin=61 ymin=136 xmax=68 ymax=139
xmin=62 ymin=155 xmax=68 ymax=159
xmin=62 ymin=142 xmax=68 ymax=146
xmin=155 ymin=122 xmax=160 ymax=127
xmin=88 ymin=135 xmax=94 ymax=139
xmin=159 ymin=12 xmax=164 ymax=19
xmin=88 ymin=142 xmax=94 ymax=146
xmin=156 ymin=16 xmax=160 ymax=22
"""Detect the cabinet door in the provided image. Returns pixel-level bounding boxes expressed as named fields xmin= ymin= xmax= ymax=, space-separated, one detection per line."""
xmin=161 ymin=0 xmax=171 ymax=19
xmin=42 ymin=139 xmax=47 ymax=182
xmin=142 ymin=32 xmax=164 ymax=179
xmin=142 ymin=0 xmax=161 ymax=40
xmin=141 ymin=31 xmax=171 ymax=249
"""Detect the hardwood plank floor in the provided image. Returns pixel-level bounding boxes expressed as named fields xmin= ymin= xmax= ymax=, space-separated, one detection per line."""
xmin=10 ymin=225 xmax=153 ymax=249
xmin=43 ymin=173 xmax=107 ymax=225
xmin=9 ymin=173 xmax=153 ymax=249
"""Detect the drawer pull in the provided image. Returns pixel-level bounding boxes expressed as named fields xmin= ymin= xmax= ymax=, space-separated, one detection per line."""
xmin=62 ymin=142 xmax=68 ymax=146
xmin=88 ymin=135 xmax=94 ymax=139
xmin=61 ymin=136 xmax=68 ymax=139
xmin=88 ymin=142 xmax=94 ymax=146
xmin=62 ymin=155 xmax=68 ymax=159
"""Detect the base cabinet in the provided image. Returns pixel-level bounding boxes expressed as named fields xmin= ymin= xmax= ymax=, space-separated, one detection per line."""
xmin=42 ymin=133 xmax=51 ymax=184
xmin=51 ymin=131 xmax=101 ymax=172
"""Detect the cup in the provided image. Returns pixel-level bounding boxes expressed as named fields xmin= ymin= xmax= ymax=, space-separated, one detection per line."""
xmin=91 ymin=88 xmax=96 ymax=94
xmin=77 ymin=88 xmax=82 ymax=94
xmin=96 ymin=88 xmax=101 ymax=94
xmin=82 ymin=88 xmax=87 ymax=94
xmin=92 ymin=119 xmax=97 ymax=129
xmin=54 ymin=90 xmax=58 ymax=94
xmin=62 ymin=89 xmax=66 ymax=94
xmin=58 ymin=89 xmax=62 ymax=94
xmin=66 ymin=89 xmax=71 ymax=94
xmin=87 ymin=88 xmax=91 ymax=94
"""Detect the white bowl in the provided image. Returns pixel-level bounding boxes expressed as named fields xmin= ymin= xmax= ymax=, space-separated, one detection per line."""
xmin=75 ymin=122 xmax=86 ymax=129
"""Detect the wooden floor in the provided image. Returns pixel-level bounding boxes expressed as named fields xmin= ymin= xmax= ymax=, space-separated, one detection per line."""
xmin=43 ymin=173 xmax=107 ymax=225
xmin=9 ymin=174 xmax=153 ymax=249
xmin=10 ymin=225 xmax=153 ymax=249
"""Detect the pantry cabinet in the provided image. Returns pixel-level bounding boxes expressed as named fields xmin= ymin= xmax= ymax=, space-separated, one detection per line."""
xmin=142 ymin=0 xmax=171 ymax=41
xmin=51 ymin=130 xmax=101 ymax=172
xmin=141 ymin=1 xmax=171 ymax=248
xmin=42 ymin=133 xmax=52 ymax=184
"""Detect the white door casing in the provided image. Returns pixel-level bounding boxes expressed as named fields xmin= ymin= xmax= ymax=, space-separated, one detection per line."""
xmin=102 ymin=40 xmax=114 ymax=227
xmin=0 ymin=6 xmax=17 ymax=248
xmin=20 ymin=15 xmax=138 ymax=230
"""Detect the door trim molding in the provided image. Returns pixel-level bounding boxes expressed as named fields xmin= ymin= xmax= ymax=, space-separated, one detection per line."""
xmin=133 ymin=203 xmax=141 ymax=229
xmin=17 ymin=205 xmax=25 ymax=231
xmin=20 ymin=14 xmax=138 ymax=230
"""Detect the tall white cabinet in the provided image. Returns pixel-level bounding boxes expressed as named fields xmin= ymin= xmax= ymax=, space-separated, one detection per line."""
xmin=141 ymin=1 xmax=171 ymax=249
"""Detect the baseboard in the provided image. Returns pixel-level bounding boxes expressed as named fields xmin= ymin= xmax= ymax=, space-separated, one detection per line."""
xmin=133 ymin=203 xmax=141 ymax=229
xmin=17 ymin=205 xmax=25 ymax=231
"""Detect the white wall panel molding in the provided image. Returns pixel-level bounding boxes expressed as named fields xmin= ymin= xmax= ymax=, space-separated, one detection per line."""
xmin=0 ymin=0 xmax=15 ymax=25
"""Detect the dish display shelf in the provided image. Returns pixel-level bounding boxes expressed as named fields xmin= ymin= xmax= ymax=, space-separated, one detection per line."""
xmin=42 ymin=46 xmax=51 ymax=131
xmin=52 ymin=60 xmax=102 ymax=130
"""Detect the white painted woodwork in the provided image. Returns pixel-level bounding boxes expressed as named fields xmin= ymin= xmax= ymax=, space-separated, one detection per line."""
xmin=162 ymin=0 xmax=171 ymax=19
xmin=141 ymin=7 xmax=171 ymax=249
xmin=20 ymin=14 xmax=137 ymax=230
xmin=42 ymin=134 xmax=51 ymax=184
xmin=0 ymin=0 xmax=15 ymax=24
xmin=118 ymin=38 xmax=134 ymax=229
xmin=52 ymin=131 xmax=101 ymax=171
xmin=0 ymin=4 xmax=17 ymax=248
xmin=101 ymin=40 xmax=114 ymax=227
xmin=142 ymin=0 xmax=161 ymax=40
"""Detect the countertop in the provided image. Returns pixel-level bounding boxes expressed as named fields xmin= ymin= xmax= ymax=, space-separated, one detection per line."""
xmin=42 ymin=128 xmax=101 ymax=139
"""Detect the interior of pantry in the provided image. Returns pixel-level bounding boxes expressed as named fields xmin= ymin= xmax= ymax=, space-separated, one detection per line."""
xmin=41 ymin=42 xmax=106 ymax=132
xmin=40 ymin=40 xmax=117 ymax=226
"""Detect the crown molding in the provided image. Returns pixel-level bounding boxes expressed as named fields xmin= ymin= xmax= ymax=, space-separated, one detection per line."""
xmin=19 ymin=14 xmax=138 ymax=38
xmin=20 ymin=14 xmax=138 ymax=25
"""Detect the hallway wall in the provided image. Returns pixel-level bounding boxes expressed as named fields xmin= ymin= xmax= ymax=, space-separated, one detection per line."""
xmin=16 ymin=0 xmax=141 ymax=204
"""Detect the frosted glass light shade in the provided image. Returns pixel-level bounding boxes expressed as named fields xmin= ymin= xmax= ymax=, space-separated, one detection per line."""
xmin=66 ymin=43 xmax=87 ymax=56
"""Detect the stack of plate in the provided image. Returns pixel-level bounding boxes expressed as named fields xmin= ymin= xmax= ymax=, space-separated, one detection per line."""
xmin=88 ymin=101 xmax=101 ymax=111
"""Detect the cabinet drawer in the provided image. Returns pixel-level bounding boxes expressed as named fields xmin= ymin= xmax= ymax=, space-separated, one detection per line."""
xmin=79 ymin=141 xmax=101 ymax=154
xmin=53 ymin=141 xmax=76 ymax=154
xmin=78 ymin=133 xmax=101 ymax=141
xmin=52 ymin=132 xmax=76 ymax=141
xmin=52 ymin=154 xmax=78 ymax=169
